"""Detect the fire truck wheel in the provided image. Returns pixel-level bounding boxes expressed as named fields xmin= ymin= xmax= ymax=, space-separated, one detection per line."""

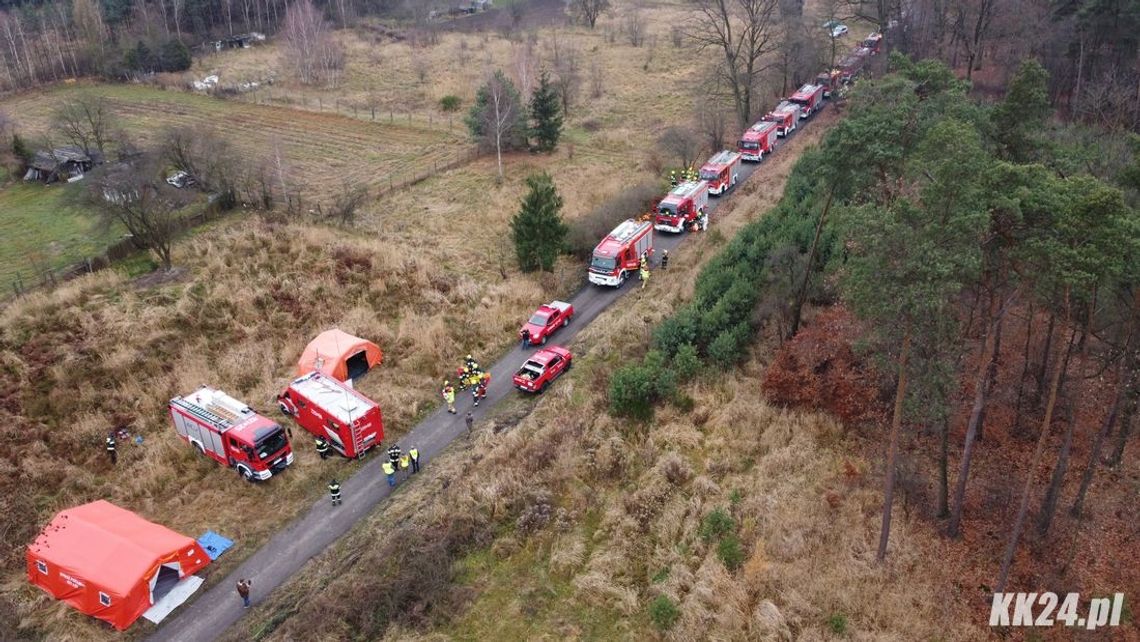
xmin=539 ymin=380 xmax=549 ymax=394
xmin=562 ymin=317 xmax=569 ymax=327
xmin=618 ymin=270 xmax=627 ymax=287
xmin=278 ymin=402 xmax=293 ymax=416
xmin=540 ymin=334 xmax=547 ymax=345
xmin=237 ymin=465 xmax=254 ymax=482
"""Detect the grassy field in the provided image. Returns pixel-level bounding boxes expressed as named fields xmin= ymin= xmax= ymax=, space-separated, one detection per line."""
xmin=0 ymin=182 xmax=123 ymax=295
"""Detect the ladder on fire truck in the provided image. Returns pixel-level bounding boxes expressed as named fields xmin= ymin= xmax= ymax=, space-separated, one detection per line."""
xmin=610 ymin=220 xmax=643 ymax=243
xmin=172 ymin=398 xmax=234 ymax=431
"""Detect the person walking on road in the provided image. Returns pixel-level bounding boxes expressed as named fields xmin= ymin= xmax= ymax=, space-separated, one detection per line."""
xmin=236 ymin=578 xmax=252 ymax=608
xmin=465 ymin=411 xmax=474 ymax=435
xmin=105 ymin=432 xmax=117 ymax=465
xmin=521 ymin=328 xmax=531 ymax=348
xmin=387 ymin=444 xmax=401 ymax=472
xmin=473 ymin=377 xmax=487 ymax=407
xmin=382 ymin=460 xmax=396 ymax=487
xmin=399 ymin=452 xmax=410 ymax=477
xmin=661 ymin=250 xmax=669 ymax=270
xmin=315 ymin=436 xmax=330 ymax=460
xmin=328 ymin=479 xmax=342 ymax=506
xmin=640 ymin=265 xmax=650 ymax=289
xmin=409 ymin=446 xmax=420 ymax=473
xmin=443 ymin=380 xmax=457 ymax=414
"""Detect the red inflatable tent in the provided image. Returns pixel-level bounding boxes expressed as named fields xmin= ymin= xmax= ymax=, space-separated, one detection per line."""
xmin=296 ymin=329 xmax=383 ymax=381
xmin=27 ymin=500 xmax=210 ymax=631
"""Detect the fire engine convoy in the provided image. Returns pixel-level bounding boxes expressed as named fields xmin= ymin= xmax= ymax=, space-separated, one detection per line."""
xmin=278 ymin=372 xmax=384 ymax=458
xmin=589 ymin=219 xmax=654 ymax=287
xmin=738 ymin=120 xmax=780 ymax=161
xmin=170 ymin=386 xmax=294 ymax=481
xmin=700 ymin=150 xmax=742 ymax=195
xmin=655 ymin=180 xmax=710 ymax=232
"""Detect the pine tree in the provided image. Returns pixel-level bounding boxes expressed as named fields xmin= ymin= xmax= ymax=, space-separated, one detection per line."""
xmin=529 ymin=70 xmax=563 ymax=152
xmin=510 ymin=172 xmax=567 ymax=272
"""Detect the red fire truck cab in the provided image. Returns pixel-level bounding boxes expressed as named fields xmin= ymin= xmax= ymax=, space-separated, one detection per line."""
xmin=170 ymin=386 xmax=294 ymax=481
xmin=762 ymin=101 xmax=801 ymax=136
xmin=838 ymin=53 xmax=866 ymax=84
xmin=655 ymin=180 xmax=710 ymax=233
xmin=699 ymin=150 xmax=742 ymax=196
xmin=588 ymin=219 xmax=654 ymax=287
xmin=789 ymin=83 xmax=825 ymax=118
xmin=739 ymin=120 xmax=780 ymax=161
xmin=278 ymin=371 xmax=383 ymax=458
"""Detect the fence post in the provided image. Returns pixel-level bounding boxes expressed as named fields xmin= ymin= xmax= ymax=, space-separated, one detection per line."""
xmin=371 ymin=106 xmax=376 ymax=120
xmin=390 ymin=111 xmax=394 ymax=123
xmin=319 ymin=97 xmax=323 ymax=111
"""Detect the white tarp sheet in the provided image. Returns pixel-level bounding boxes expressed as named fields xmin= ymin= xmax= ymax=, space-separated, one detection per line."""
xmin=142 ymin=575 xmax=204 ymax=625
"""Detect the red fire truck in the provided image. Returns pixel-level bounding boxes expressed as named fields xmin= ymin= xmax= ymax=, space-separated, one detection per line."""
xmin=838 ymin=53 xmax=866 ymax=83
xmin=699 ymin=150 xmax=742 ymax=195
xmin=789 ymin=83 xmax=825 ymax=118
xmin=738 ymin=120 xmax=780 ymax=161
xmin=169 ymin=386 xmax=294 ymax=481
xmin=277 ymin=371 xmax=383 ymax=458
xmin=588 ymin=219 xmax=654 ymax=287
xmin=815 ymin=69 xmax=842 ymax=98
xmin=763 ymin=101 xmax=801 ymax=136
xmin=655 ymin=180 xmax=709 ymax=232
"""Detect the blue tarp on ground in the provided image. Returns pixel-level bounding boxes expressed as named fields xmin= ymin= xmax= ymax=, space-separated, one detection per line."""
xmin=196 ymin=531 xmax=234 ymax=561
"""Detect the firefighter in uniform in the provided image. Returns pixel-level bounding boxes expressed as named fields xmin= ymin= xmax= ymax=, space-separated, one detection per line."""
xmin=105 ymin=432 xmax=117 ymax=465
xmin=473 ymin=374 xmax=488 ymax=407
xmin=661 ymin=250 xmax=670 ymax=270
xmin=315 ymin=436 xmax=330 ymax=460
xmin=387 ymin=444 xmax=401 ymax=472
xmin=328 ymin=479 xmax=342 ymax=506
xmin=443 ymin=380 xmax=457 ymax=413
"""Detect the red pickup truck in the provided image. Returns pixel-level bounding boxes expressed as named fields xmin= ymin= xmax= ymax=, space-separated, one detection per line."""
xmin=513 ymin=346 xmax=573 ymax=393
xmin=520 ymin=300 xmax=574 ymax=346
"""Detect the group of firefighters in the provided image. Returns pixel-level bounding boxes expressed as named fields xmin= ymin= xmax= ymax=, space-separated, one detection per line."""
xmin=668 ymin=166 xmax=700 ymax=187
xmin=324 ymin=354 xmax=488 ymax=506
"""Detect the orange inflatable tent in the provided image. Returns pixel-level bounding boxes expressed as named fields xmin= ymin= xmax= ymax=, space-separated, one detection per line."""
xmin=296 ymin=329 xmax=383 ymax=381
xmin=26 ymin=500 xmax=210 ymax=631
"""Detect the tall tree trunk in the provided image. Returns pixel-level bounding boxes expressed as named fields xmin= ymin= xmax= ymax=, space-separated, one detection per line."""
xmin=1109 ymin=396 xmax=1136 ymax=466
xmin=1013 ymin=302 xmax=1035 ymax=435
xmin=948 ymin=307 xmax=1005 ymax=537
xmin=938 ymin=410 xmax=950 ymax=519
xmin=996 ymin=319 xmax=1075 ymax=594
xmin=877 ymin=330 xmax=911 ymax=562
xmin=976 ymin=310 xmax=1004 ymax=442
xmin=1034 ymin=309 xmax=1056 ymax=407
xmin=788 ymin=185 xmax=834 ymax=339
xmin=1070 ymin=381 xmax=1125 ymax=517
xmin=1038 ymin=397 xmax=1076 ymax=536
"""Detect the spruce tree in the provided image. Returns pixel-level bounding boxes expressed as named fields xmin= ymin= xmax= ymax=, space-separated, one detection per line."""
xmin=529 ymin=70 xmax=563 ymax=152
xmin=510 ymin=172 xmax=567 ymax=272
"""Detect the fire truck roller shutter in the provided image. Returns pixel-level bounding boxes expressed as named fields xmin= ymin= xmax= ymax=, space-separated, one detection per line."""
xmin=204 ymin=429 xmax=224 ymax=456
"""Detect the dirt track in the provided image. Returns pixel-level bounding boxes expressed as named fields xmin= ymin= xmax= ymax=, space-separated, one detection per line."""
xmin=146 ymin=103 xmax=833 ymax=642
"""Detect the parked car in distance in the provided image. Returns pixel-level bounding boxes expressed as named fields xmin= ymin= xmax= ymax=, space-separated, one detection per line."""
xmin=823 ymin=20 xmax=848 ymax=37
xmin=520 ymin=301 xmax=574 ymax=346
xmin=513 ymin=346 xmax=573 ymax=393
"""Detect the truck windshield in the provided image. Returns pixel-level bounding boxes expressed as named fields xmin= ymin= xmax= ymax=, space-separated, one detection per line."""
xmin=740 ymin=141 xmax=759 ymax=150
xmin=590 ymin=255 xmax=617 ymax=271
xmin=256 ymin=428 xmax=289 ymax=460
xmin=700 ymin=170 xmax=719 ymax=181
xmin=658 ymin=204 xmax=677 ymax=216
xmin=528 ymin=313 xmax=549 ymax=326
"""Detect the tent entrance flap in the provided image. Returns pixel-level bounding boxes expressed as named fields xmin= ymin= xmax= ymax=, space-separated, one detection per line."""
xmin=150 ymin=563 xmax=181 ymax=604
xmin=346 ymin=351 xmax=370 ymax=380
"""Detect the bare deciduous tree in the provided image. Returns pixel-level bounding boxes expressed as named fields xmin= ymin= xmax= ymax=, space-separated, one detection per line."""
xmin=511 ymin=39 xmax=537 ymax=98
xmin=329 ymin=181 xmax=368 ymax=224
xmin=466 ymin=70 xmax=526 ymax=180
xmin=89 ymin=154 xmax=189 ymax=271
xmin=689 ymin=0 xmax=781 ymax=129
xmin=623 ymin=7 xmax=647 ymax=47
xmin=568 ymin=0 xmax=610 ymax=29
xmin=281 ymin=0 xmax=344 ymax=86
xmin=658 ymin=125 xmax=701 ymax=170
xmin=589 ymin=57 xmax=604 ymax=99
xmin=548 ymin=34 xmax=581 ymax=117
xmin=696 ymin=99 xmax=730 ymax=152
xmin=161 ymin=125 xmax=241 ymax=206
xmin=53 ymin=93 xmax=115 ymax=155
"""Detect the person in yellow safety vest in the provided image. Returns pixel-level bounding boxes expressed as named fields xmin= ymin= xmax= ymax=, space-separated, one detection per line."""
xmin=442 ymin=381 xmax=457 ymax=414
xmin=640 ymin=265 xmax=650 ymax=289
xmin=669 ymin=170 xmax=677 ymax=186
xmin=315 ymin=436 xmax=330 ymax=460
xmin=399 ymin=453 xmax=410 ymax=478
xmin=409 ymin=447 xmax=420 ymax=473
xmin=382 ymin=461 xmax=396 ymax=487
